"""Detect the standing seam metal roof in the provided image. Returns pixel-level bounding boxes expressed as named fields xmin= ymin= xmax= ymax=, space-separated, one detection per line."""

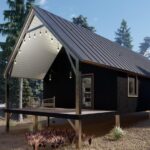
xmin=34 ymin=7 xmax=150 ymax=77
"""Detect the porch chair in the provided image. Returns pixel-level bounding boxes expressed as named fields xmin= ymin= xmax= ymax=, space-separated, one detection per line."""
xmin=41 ymin=96 xmax=56 ymax=108
xmin=41 ymin=96 xmax=56 ymax=127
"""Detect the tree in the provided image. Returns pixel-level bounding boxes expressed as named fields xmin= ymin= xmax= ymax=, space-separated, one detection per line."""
xmin=139 ymin=37 xmax=150 ymax=55
xmin=23 ymin=79 xmax=33 ymax=107
xmin=0 ymin=0 xmax=35 ymax=120
xmin=72 ymin=15 xmax=96 ymax=32
xmin=115 ymin=19 xmax=133 ymax=49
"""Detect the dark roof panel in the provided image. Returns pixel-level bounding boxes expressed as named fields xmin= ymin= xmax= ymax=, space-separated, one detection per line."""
xmin=34 ymin=7 xmax=150 ymax=77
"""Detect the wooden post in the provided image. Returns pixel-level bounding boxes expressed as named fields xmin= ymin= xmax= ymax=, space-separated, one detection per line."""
xmin=6 ymin=112 xmax=10 ymax=132
xmin=19 ymin=78 xmax=23 ymax=122
xmin=33 ymin=116 xmax=38 ymax=131
xmin=66 ymin=50 xmax=82 ymax=148
xmin=47 ymin=116 xmax=50 ymax=127
xmin=115 ymin=114 xmax=120 ymax=127
xmin=5 ymin=77 xmax=10 ymax=132
xmin=75 ymin=120 xmax=82 ymax=149
xmin=75 ymin=60 xmax=82 ymax=149
xmin=75 ymin=68 xmax=81 ymax=114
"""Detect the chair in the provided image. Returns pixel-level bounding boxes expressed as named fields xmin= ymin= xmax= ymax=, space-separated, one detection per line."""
xmin=41 ymin=96 xmax=55 ymax=108
xmin=41 ymin=96 xmax=56 ymax=127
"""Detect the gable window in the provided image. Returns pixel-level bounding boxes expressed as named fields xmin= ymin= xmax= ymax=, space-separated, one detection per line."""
xmin=128 ymin=76 xmax=138 ymax=97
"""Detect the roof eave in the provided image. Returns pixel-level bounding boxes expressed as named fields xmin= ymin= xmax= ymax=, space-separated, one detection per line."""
xmin=81 ymin=60 xmax=150 ymax=79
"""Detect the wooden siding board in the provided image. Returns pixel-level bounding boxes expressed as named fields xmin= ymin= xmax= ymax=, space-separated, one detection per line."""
xmin=80 ymin=63 xmax=117 ymax=110
xmin=43 ymin=49 xmax=75 ymax=108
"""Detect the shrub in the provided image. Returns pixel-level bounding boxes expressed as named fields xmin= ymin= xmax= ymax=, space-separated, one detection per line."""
xmin=25 ymin=129 xmax=93 ymax=150
xmin=110 ymin=126 xmax=125 ymax=140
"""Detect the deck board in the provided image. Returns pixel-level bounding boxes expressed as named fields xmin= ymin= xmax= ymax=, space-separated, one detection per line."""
xmin=4 ymin=108 xmax=116 ymax=120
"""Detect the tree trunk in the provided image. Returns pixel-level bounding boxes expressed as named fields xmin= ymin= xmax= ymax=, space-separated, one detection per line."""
xmin=19 ymin=78 xmax=23 ymax=122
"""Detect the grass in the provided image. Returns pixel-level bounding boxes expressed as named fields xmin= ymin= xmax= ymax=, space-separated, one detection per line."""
xmin=110 ymin=126 xmax=125 ymax=140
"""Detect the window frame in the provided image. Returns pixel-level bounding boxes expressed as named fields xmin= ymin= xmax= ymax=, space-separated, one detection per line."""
xmin=128 ymin=76 xmax=138 ymax=97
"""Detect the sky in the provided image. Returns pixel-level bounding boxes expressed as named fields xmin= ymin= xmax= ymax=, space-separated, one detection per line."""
xmin=0 ymin=0 xmax=150 ymax=52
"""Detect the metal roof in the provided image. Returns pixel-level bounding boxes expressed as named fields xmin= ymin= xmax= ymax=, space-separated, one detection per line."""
xmin=33 ymin=7 xmax=150 ymax=77
xmin=4 ymin=6 xmax=150 ymax=78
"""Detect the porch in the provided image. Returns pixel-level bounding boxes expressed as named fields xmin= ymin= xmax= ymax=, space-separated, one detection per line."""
xmin=4 ymin=107 xmax=116 ymax=120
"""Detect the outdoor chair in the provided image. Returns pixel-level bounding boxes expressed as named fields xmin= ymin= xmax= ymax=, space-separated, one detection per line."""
xmin=41 ymin=96 xmax=56 ymax=126
xmin=41 ymin=96 xmax=56 ymax=108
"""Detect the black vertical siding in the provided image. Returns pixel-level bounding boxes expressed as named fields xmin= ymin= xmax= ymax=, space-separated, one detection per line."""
xmin=43 ymin=49 xmax=75 ymax=108
xmin=137 ymin=77 xmax=150 ymax=111
xmin=117 ymin=74 xmax=150 ymax=113
xmin=117 ymin=73 xmax=137 ymax=113
xmin=43 ymin=48 xmax=150 ymax=112
xmin=80 ymin=63 xmax=117 ymax=110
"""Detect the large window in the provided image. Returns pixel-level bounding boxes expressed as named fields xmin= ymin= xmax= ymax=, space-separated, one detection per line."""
xmin=128 ymin=76 xmax=138 ymax=97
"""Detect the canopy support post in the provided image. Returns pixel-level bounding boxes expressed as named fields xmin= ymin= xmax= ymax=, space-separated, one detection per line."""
xmin=5 ymin=77 xmax=10 ymax=132
xmin=75 ymin=59 xmax=82 ymax=149
xmin=115 ymin=114 xmax=120 ymax=127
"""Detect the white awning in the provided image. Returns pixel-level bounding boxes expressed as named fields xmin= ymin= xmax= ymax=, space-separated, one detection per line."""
xmin=11 ymin=16 xmax=62 ymax=80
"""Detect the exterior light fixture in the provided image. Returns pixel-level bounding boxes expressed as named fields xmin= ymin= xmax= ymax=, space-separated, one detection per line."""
xmin=69 ymin=71 xmax=72 ymax=79
xmin=29 ymin=34 xmax=31 ymax=40
xmin=57 ymin=43 xmax=60 ymax=52
xmin=34 ymin=33 xmax=36 ymax=39
xmin=40 ymin=31 xmax=42 ymax=36
xmin=18 ymin=50 xmax=21 ymax=54
xmin=45 ymin=30 xmax=48 ymax=35
xmin=14 ymin=60 xmax=17 ymax=64
xmin=49 ymin=74 xmax=52 ymax=81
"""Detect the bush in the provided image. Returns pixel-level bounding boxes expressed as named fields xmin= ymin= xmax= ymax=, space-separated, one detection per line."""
xmin=110 ymin=126 xmax=125 ymax=140
xmin=25 ymin=129 xmax=92 ymax=150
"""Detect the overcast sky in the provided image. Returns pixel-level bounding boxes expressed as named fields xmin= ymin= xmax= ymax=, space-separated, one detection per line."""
xmin=0 ymin=0 xmax=150 ymax=52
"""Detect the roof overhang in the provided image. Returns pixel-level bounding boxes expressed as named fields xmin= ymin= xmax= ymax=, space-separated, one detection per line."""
xmin=4 ymin=9 xmax=62 ymax=80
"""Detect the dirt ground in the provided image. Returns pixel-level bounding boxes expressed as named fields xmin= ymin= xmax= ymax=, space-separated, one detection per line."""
xmin=0 ymin=112 xmax=149 ymax=150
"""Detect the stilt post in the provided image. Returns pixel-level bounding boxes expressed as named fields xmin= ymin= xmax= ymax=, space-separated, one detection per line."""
xmin=115 ymin=114 xmax=120 ymax=127
xmin=33 ymin=115 xmax=38 ymax=131
xmin=5 ymin=77 xmax=10 ymax=132
xmin=75 ymin=60 xmax=82 ymax=149
xmin=6 ymin=112 xmax=10 ymax=132
xmin=47 ymin=116 xmax=50 ymax=127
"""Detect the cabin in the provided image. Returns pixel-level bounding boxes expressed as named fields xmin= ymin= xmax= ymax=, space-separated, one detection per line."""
xmin=3 ymin=6 xmax=150 ymax=148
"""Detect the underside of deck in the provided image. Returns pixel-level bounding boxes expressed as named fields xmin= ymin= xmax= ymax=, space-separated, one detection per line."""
xmin=4 ymin=108 xmax=116 ymax=120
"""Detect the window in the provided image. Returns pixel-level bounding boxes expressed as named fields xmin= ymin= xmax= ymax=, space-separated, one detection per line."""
xmin=128 ymin=76 xmax=138 ymax=97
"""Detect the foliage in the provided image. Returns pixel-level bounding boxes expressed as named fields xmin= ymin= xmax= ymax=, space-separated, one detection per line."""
xmin=115 ymin=19 xmax=133 ymax=49
xmin=26 ymin=129 xmax=93 ymax=150
xmin=110 ymin=126 xmax=125 ymax=140
xmin=29 ymin=80 xmax=43 ymax=99
xmin=72 ymin=15 xmax=96 ymax=32
xmin=0 ymin=0 xmax=36 ymax=107
xmin=23 ymin=79 xmax=33 ymax=107
xmin=139 ymin=37 xmax=150 ymax=56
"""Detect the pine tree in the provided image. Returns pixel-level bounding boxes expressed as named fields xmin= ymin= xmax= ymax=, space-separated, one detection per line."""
xmin=115 ymin=19 xmax=133 ymax=49
xmin=139 ymin=37 xmax=150 ymax=55
xmin=72 ymin=15 xmax=96 ymax=32
xmin=30 ymin=80 xmax=43 ymax=99
xmin=0 ymin=0 xmax=35 ymax=107
xmin=23 ymin=79 xmax=33 ymax=107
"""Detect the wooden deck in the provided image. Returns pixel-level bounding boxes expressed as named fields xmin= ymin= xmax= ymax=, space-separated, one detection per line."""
xmin=4 ymin=107 xmax=116 ymax=120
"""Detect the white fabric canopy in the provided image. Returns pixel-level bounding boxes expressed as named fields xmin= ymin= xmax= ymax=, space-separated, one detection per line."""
xmin=11 ymin=16 xmax=62 ymax=79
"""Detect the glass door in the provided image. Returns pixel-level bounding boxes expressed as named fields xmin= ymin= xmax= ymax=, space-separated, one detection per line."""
xmin=82 ymin=74 xmax=94 ymax=109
